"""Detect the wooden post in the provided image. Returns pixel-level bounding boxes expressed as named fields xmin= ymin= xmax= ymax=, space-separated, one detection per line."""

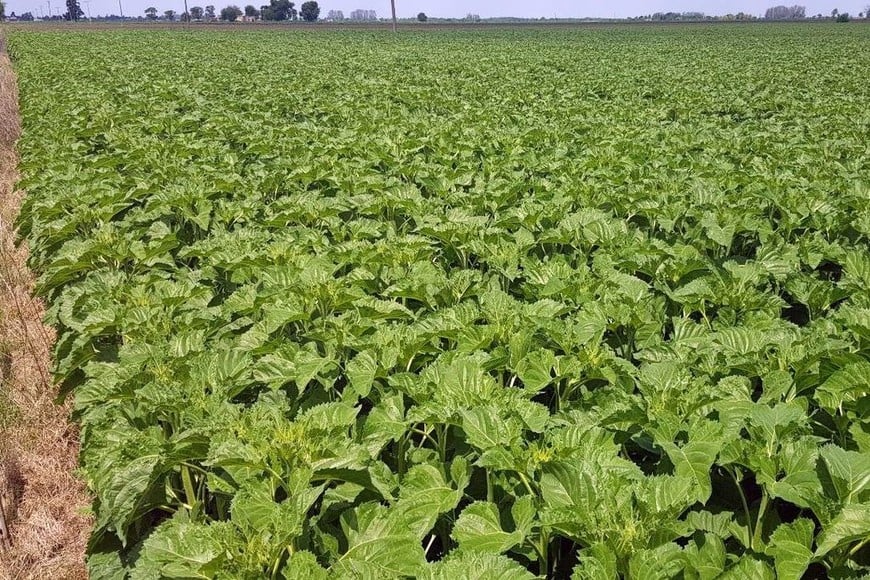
xmin=390 ymin=0 xmax=397 ymax=32
xmin=0 ymin=493 xmax=10 ymax=551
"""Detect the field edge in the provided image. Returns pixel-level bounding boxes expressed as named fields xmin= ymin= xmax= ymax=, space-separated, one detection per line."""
xmin=0 ymin=31 xmax=91 ymax=580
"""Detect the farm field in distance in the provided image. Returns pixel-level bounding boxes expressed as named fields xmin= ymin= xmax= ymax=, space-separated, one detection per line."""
xmin=5 ymin=23 xmax=870 ymax=578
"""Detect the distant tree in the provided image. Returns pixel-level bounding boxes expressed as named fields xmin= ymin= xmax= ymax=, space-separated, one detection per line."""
xmin=835 ymin=11 xmax=850 ymax=21
xmin=190 ymin=5 xmax=203 ymax=18
xmin=0 ymin=1 xmax=5 ymax=20
xmin=145 ymin=6 xmax=158 ymax=18
xmin=260 ymin=0 xmax=294 ymax=20
xmin=764 ymin=5 xmax=805 ymax=19
xmin=164 ymin=9 xmax=176 ymax=19
xmin=244 ymin=4 xmax=259 ymax=17
xmin=20 ymin=10 xmax=34 ymax=19
xmin=831 ymin=8 xmax=838 ymax=17
xmin=65 ymin=0 xmax=84 ymax=19
xmin=220 ymin=4 xmax=242 ymax=19
xmin=865 ymin=5 xmax=870 ymax=17
xmin=349 ymin=8 xmax=375 ymax=19
xmin=300 ymin=0 xmax=318 ymax=21
xmin=766 ymin=5 xmax=782 ymax=18
xmin=205 ymin=4 xmax=216 ymax=18
xmin=417 ymin=11 xmax=427 ymax=21
xmin=651 ymin=11 xmax=712 ymax=21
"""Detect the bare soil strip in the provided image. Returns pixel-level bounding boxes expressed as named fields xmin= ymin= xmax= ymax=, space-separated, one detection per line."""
xmin=0 ymin=32 xmax=91 ymax=580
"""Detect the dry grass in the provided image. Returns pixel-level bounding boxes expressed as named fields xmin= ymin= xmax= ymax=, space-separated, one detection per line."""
xmin=0 ymin=33 xmax=91 ymax=580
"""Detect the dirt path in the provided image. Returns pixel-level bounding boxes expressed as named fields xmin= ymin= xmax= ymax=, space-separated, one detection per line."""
xmin=0 ymin=32 xmax=90 ymax=580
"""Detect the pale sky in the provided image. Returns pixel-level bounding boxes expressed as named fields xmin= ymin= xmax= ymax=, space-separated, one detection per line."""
xmin=6 ymin=0 xmax=867 ymax=23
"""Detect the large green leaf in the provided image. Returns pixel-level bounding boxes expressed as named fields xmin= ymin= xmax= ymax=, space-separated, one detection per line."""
xmin=658 ymin=421 xmax=721 ymax=503
xmin=333 ymin=503 xmax=427 ymax=576
xmin=130 ymin=520 xmax=234 ymax=579
xmin=819 ymin=444 xmax=870 ymax=505
xmin=627 ymin=543 xmax=684 ymax=580
xmin=815 ymin=503 xmax=870 ymax=557
xmin=816 ymin=361 xmax=870 ymax=412
xmin=283 ymin=551 xmax=329 ymax=579
xmin=765 ymin=519 xmax=815 ymax=580
xmin=452 ymin=502 xmax=525 ymax=553
xmin=396 ymin=464 xmax=464 ymax=538
xmin=684 ymin=533 xmax=727 ymax=580
xmin=96 ymin=454 xmax=164 ymax=546
xmin=461 ymin=406 xmax=521 ymax=451
xmin=422 ymin=551 xmax=535 ymax=580
xmin=571 ymin=543 xmax=617 ymax=580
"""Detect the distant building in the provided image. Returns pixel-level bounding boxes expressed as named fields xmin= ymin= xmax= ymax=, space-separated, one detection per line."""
xmin=350 ymin=9 xmax=377 ymax=20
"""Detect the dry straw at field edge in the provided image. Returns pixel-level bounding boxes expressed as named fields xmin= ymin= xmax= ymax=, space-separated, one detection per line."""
xmin=0 ymin=35 xmax=17 ymax=151
xmin=0 ymin=33 xmax=91 ymax=580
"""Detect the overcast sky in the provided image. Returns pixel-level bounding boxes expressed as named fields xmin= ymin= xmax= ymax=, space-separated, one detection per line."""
xmin=6 ymin=0 xmax=867 ymax=21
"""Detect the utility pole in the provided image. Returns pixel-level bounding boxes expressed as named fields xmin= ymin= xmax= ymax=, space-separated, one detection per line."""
xmin=183 ymin=0 xmax=189 ymax=27
xmin=118 ymin=0 xmax=123 ymax=17
xmin=390 ymin=0 xmax=397 ymax=31
xmin=84 ymin=0 xmax=91 ymax=18
xmin=47 ymin=0 xmax=52 ymax=19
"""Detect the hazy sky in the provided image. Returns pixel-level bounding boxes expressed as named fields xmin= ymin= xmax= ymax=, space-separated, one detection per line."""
xmin=6 ymin=0 xmax=867 ymax=22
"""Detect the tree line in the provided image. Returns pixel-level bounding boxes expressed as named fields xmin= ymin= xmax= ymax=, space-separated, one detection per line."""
xmin=2 ymin=0 xmax=321 ymax=21
xmin=142 ymin=0 xmax=320 ymax=21
xmin=763 ymin=4 xmax=868 ymax=20
xmin=6 ymin=1 xmax=870 ymax=23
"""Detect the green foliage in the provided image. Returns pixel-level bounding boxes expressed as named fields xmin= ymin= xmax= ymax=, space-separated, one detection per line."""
xmin=7 ymin=24 xmax=870 ymax=578
xmin=260 ymin=0 xmax=295 ymax=21
xmin=299 ymin=1 xmax=318 ymax=22
xmin=64 ymin=0 xmax=84 ymax=20
xmin=219 ymin=5 xmax=242 ymax=21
